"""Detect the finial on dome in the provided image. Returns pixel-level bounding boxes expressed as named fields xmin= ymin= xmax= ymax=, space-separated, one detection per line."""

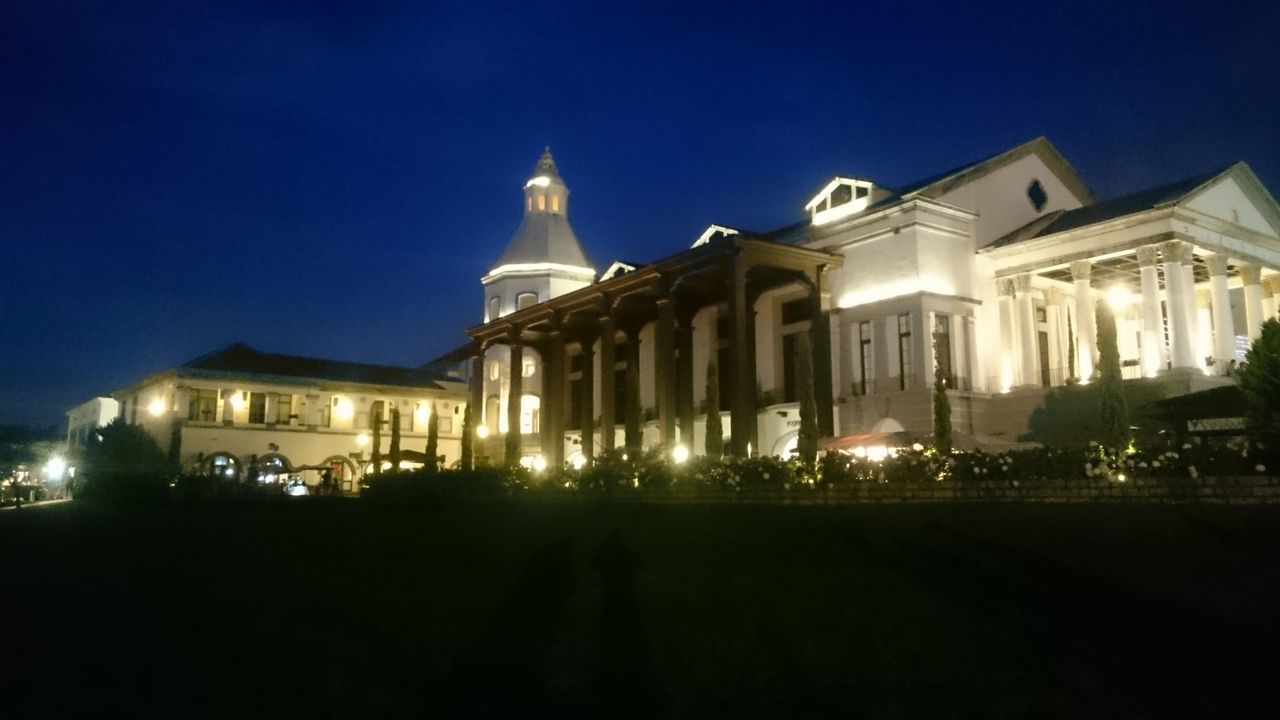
xmin=533 ymin=146 xmax=560 ymax=179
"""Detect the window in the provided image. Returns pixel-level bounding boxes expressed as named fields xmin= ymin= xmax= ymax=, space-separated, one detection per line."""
xmin=1027 ymin=179 xmax=1048 ymax=212
xmin=489 ymin=360 xmax=500 ymax=381
xmin=829 ymin=183 xmax=852 ymax=208
xmin=276 ymin=394 xmax=293 ymax=424
xmin=248 ymin=392 xmax=267 ymax=424
xmin=781 ymin=297 xmax=813 ymax=326
xmin=551 ymin=195 xmax=560 ymax=212
xmin=189 ymin=389 xmax=218 ymax=422
xmin=538 ymin=195 xmax=546 ymax=211
xmin=898 ymin=313 xmax=913 ymax=391
xmin=516 ymin=292 xmax=538 ymax=310
xmin=522 ymin=359 xmax=536 ymax=377
xmin=858 ymin=321 xmax=873 ymax=396
xmin=526 ymin=197 xmax=532 ymax=212
xmin=488 ymin=297 xmax=500 ymax=322
xmin=934 ymin=314 xmax=952 ymax=387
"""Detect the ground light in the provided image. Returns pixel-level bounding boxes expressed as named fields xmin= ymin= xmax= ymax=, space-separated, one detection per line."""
xmin=476 ymin=426 xmax=490 ymax=439
xmin=44 ymin=456 xmax=66 ymax=481
xmin=672 ymin=445 xmax=689 ymax=463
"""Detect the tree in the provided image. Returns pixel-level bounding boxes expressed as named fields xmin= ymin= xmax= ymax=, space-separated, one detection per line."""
xmin=370 ymin=406 xmax=383 ymax=476
xmin=704 ymin=360 xmax=723 ymax=459
xmin=1238 ymin=317 xmax=1280 ymax=438
xmin=166 ymin=418 xmax=183 ymax=473
xmin=1095 ymin=299 xmax=1129 ymax=450
xmin=388 ymin=406 xmax=402 ymax=471
xmin=81 ymin=418 xmax=169 ymax=501
xmin=459 ymin=402 xmax=474 ymax=470
xmin=425 ymin=402 xmax=440 ymax=473
xmin=624 ymin=356 xmax=642 ymax=455
xmin=932 ymin=335 xmax=953 ymax=457
xmin=1067 ymin=311 xmax=1077 ymax=382
xmin=795 ymin=333 xmax=818 ymax=467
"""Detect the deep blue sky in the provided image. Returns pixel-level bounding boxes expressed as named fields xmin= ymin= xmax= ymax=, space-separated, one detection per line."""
xmin=3 ymin=1 xmax=1278 ymax=428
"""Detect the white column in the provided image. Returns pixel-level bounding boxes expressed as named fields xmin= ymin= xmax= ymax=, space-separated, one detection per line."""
xmin=1136 ymin=245 xmax=1166 ymax=376
xmin=1205 ymin=254 xmax=1236 ymax=375
xmin=1044 ymin=287 xmax=1064 ymax=385
xmin=997 ymin=280 xmax=1016 ymax=391
xmin=1239 ymin=263 xmax=1265 ymax=341
xmin=966 ymin=315 xmax=981 ymax=392
xmin=1070 ymin=260 xmax=1096 ymax=381
xmin=1160 ymin=240 xmax=1196 ymax=369
xmin=1181 ymin=261 xmax=1199 ymax=361
xmin=1195 ymin=290 xmax=1212 ymax=371
xmin=1013 ymin=274 xmax=1039 ymax=386
xmin=1263 ymin=276 xmax=1280 ymax=321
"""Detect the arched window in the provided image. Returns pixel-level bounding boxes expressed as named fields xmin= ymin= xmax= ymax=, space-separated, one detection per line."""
xmin=208 ymin=452 xmax=239 ymax=481
xmin=520 ymin=394 xmax=540 ymax=434
xmin=516 ymin=292 xmax=538 ymax=310
xmin=489 ymin=297 xmax=501 ymax=322
xmin=252 ymin=453 xmax=291 ymax=485
xmin=486 ymin=395 xmax=500 ymax=434
xmin=551 ymin=195 xmax=560 ymax=213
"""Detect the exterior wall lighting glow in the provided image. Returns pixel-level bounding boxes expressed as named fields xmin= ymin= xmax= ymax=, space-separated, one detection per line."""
xmin=333 ymin=397 xmax=354 ymax=420
xmin=865 ymin=445 xmax=889 ymax=462
xmin=671 ymin=445 xmax=690 ymax=463
xmin=356 ymin=433 xmax=369 ymax=447
xmin=147 ymin=398 xmax=166 ymax=417
xmin=532 ymin=455 xmax=548 ymax=472
xmin=569 ymin=452 xmax=587 ymax=470
xmin=230 ymin=392 xmax=246 ymax=411
xmin=524 ymin=175 xmax=551 ymax=188
xmin=1106 ymin=285 xmax=1133 ymax=311
xmin=476 ymin=425 xmax=490 ymax=439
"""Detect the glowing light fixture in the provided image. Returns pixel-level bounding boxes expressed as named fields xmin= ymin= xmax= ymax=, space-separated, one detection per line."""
xmin=569 ymin=452 xmax=587 ymax=470
xmin=230 ymin=392 xmax=246 ymax=411
xmin=147 ymin=398 xmax=166 ymax=417
xmin=44 ymin=456 xmax=66 ymax=480
xmin=356 ymin=433 xmax=369 ymax=447
xmin=476 ymin=425 xmax=490 ymax=439
xmin=671 ymin=445 xmax=690 ymax=464
xmin=866 ymin=445 xmax=889 ymax=462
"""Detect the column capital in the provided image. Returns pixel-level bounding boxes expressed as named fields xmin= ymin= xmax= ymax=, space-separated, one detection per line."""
xmin=1204 ymin=253 xmax=1231 ymax=277
xmin=1012 ymin=273 xmax=1035 ymax=294
xmin=1044 ymin=287 xmax=1063 ymax=306
xmin=1238 ymin=263 xmax=1262 ymax=285
xmin=1136 ymin=245 xmax=1161 ymax=268
xmin=1159 ymin=240 xmax=1191 ymax=264
xmin=998 ymin=278 xmax=1016 ymax=297
xmin=1069 ymin=260 xmax=1092 ymax=282
xmin=1264 ymin=275 xmax=1280 ymax=295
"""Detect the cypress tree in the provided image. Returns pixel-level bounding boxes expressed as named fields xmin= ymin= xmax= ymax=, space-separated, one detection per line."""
xmin=1067 ymin=311 xmax=1077 ymax=382
xmin=460 ymin=402 xmax=474 ymax=471
xmin=425 ymin=402 xmax=440 ymax=473
xmin=370 ymin=406 xmax=383 ymax=476
xmin=933 ymin=337 xmax=953 ymax=457
xmin=796 ymin=333 xmax=818 ymax=467
xmin=388 ymin=405 xmax=402 ymax=471
xmin=705 ymin=360 xmax=723 ymax=459
xmin=1095 ymin=299 xmax=1129 ymax=450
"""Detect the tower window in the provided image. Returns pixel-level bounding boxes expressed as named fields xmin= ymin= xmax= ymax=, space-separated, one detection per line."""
xmin=551 ymin=195 xmax=560 ymax=212
xmin=538 ymin=195 xmax=546 ymax=211
xmin=489 ymin=297 xmax=500 ymax=322
xmin=516 ymin=292 xmax=538 ymax=310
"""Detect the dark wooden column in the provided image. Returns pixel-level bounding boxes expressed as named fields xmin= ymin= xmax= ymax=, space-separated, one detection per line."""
xmin=542 ymin=323 xmax=566 ymax=469
xmin=727 ymin=254 xmax=757 ymax=456
xmin=598 ymin=315 xmax=616 ymax=452
xmin=505 ymin=328 xmax=523 ymax=467
xmin=623 ymin=322 xmax=643 ymax=454
xmin=675 ymin=305 xmax=696 ymax=448
xmin=578 ymin=334 xmax=596 ymax=463
xmin=808 ymin=267 xmax=835 ymax=437
xmin=654 ymin=292 xmax=677 ymax=447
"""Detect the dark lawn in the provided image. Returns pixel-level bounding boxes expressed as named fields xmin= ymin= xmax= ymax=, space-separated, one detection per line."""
xmin=3 ymin=499 xmax=1278 ymax=718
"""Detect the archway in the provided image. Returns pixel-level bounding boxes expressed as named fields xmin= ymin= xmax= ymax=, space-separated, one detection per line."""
xmin=251 ymin=453 xmax=292 ymax=485
xmin=206 ymin=452 xmax=240 ymax=482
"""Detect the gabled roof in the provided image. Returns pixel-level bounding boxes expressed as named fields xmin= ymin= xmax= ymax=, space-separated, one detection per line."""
xmin=177 ymin=343 xmax=449 ymax=390
xmin=987 ymin=162 xmax=1253 ymax=249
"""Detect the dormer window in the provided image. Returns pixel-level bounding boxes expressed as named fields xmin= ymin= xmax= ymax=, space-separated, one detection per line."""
xmin=691 ymin=224 xmax=740 ymax=248
xmin=806 ymin=177 xmax=877 ymax=226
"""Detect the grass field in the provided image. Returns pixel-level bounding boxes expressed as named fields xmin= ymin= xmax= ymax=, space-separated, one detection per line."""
xmin=4 ymin=499 xmax=1278 ymax=718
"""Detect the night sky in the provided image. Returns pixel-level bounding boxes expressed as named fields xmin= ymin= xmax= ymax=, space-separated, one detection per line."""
xmin=3 ymin=1 xmax=1278 ymax=428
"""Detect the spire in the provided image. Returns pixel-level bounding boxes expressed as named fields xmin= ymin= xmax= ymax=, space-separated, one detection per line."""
xmin=489 ymin=148 xmax=592 ymax=272
xmin=532 ymin=146 xmax=561 ymax=182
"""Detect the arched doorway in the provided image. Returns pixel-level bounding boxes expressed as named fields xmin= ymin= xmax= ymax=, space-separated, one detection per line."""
xmin=251 ymin=453 xmax=292 ymax=485
xmin=321 ymin=455 xmax=357 ymax=495
xmin=207 ymin=452 xmax=240 ymax=482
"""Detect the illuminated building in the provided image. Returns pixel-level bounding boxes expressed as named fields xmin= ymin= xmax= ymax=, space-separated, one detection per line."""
xmin=466 ymin=140 xmax=1280 ymax=462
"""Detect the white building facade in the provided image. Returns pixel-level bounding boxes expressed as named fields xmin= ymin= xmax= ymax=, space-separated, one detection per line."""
xmin=468 ymin=140 xmax=1280 ymax=464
